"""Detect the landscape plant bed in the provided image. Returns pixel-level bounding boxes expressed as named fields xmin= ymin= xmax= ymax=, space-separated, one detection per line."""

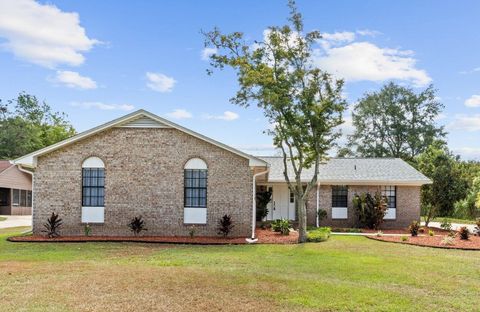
xmin=7 ymin=228 xmax=299 ymax=244
xmin=334 ymin=227 xmax=450 ymax=235
xmin=369 ymin=234 xmax=480 ymax=250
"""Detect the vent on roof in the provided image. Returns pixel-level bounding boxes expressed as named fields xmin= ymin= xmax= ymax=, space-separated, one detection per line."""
xmin=117 ymin=116 xmax=170 ymax=128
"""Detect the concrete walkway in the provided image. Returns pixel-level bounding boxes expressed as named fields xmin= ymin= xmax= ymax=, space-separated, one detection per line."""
xmin=0 ymin=215 xmax=32 ymax=229
xmin=422 ymin=221 xmax=477 ymax=233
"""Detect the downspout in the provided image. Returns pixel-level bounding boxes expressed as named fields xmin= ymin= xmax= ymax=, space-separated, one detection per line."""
xmin=316 ymin=182 xmax=320 ymax=227
xmin=17 ymin=165 xmax=34 ymax=229
xmin=246 ymin=167 xmax=269 ymax=243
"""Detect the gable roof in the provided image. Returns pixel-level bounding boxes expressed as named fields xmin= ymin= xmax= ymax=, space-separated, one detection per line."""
xmin=259 ymin=156 xmax=431 ymax=186
xmin=0 ymin=160 xmax=13 ymax=174
xmin=14 ymin=109 xmax=267 ymax=168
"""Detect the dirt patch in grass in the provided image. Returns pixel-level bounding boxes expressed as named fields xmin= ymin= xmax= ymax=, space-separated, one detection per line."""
xmin=8 ymin=228 xmax=299 ymax=244
xmin=369 ymin=234 xmax=480 ymax=250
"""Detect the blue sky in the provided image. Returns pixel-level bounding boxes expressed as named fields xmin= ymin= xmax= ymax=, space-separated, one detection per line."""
xmin=0 ymin=0 xmax=479 ymax=159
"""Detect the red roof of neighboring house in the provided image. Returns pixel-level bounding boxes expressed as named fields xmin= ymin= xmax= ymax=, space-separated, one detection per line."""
xmin=0 ymin=160 xmax=13 ymax=174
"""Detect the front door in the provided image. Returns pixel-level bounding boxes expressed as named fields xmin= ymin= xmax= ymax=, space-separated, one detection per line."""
xmin=267 ymin=184 xmax=295 ymax=220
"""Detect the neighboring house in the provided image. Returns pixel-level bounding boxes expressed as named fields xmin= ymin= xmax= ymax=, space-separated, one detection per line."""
xmin=14 ymin=110 xmax=430 ymax=237
xmin=0 ymin=161 xmax=33 ymax=215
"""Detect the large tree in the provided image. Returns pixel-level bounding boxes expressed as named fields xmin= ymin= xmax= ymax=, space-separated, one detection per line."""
xmin=417 ymin=141 xmax=467 ymax=225
xmin=203 ymin=1 xmax=346 ymax=242
xmin=343 ymin=82 xmax=446 ymax=161
xmin=0 ymin=92 xmax=76 ymax=159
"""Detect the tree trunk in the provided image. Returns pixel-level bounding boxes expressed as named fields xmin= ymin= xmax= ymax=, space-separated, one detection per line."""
xmin=296 ymin=195 xmax=307 ymax=243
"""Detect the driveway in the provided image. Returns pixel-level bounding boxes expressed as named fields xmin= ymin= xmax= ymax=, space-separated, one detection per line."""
xmin=0 ymin=215 xmax=32 ymax=229
xmin=423 ymin=221 xmax=477 ymax=233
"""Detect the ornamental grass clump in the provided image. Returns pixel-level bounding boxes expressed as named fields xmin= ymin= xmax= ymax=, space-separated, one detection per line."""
xmin=43 ymin=212 xmax=63 ymax=238
xmin=128 ymin=216 xmax=147 ymax=236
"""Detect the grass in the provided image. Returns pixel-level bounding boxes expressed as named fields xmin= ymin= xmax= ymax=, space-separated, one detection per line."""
xmin=0 ymin=216 xmax=6 ymax=221
xmin=422 ymin=216 xmax=478 ymax=224
xmin=0 ymin=227 xmax=479 ymax=311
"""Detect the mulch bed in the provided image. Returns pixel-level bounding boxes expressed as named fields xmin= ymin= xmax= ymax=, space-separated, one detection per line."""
xmin=335 ymin=227 xmax=450 ymax=235
xmin=369 ymin=234 xmax=480 ymax=250
xmin=7 ymin=228 xmax=299 ymax=245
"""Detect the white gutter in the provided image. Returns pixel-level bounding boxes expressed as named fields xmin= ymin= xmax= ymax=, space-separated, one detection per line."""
xmin=246 ymin=168 xmax=270 ymax=243
xmin=17 ymin=165 xmax=34 ymax=229
xmin=316 ymin=182 xmax=320 ymax=227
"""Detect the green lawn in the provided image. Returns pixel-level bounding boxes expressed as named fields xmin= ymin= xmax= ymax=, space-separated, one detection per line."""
xmin=0 ymin=227 xmax=479 ymax=311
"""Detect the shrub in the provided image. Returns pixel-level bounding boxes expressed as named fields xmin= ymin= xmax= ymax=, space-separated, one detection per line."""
xmin=84 ymin=223 xmax=92 ymax=237
xmin=43 ymin=212 xmax=63 ymax=238
xmin=441 ymin=236 xmax=455 ymax=246
xmin=317 ymin=209 xmax=327 ymax=222
xmin=409 ymin=220 xmax=420 ymax=237
xmin=271 ymin=219 xmax=290 ymax=235
xmin=188 ymin=225 xmax=196 ymax=238
xmin=128 ymin=216 xmax=147 ymax=236
xmin=428 ymin=229 xmax=435 ymax=236
xmin=458 ymin=226 xmax=470 ymax=240
xmin=352 ymin=192 xmax=388 ymax=230
xmin=331 ymin=228 xmax=362 ymax=233
xmin=401 ymin=236 xmax=408 ymax=242
xmin=256 ymin=190 xmax=272 ymax=221
xmin=217 ymin=214 xmax=234 ymax=237
xmin=440 ymin=219 xmax=452 ymax=231
xmin=306 ymin=227 xmax=331 ymax=242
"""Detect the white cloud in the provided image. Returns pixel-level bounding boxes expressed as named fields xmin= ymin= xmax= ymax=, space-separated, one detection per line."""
xmin=166 ymin=109 xmax=192 ymax=119
xmin=71 ymin=102 xmax=134 ymax=111
xmin=146 ymin=72 xmax=176 ymax=93
xmin=453 ymin=147 xmax=480 ymax=160
xmin=356 ymin=29 xmax=382 ymax=37
xmin=204 ymin=111 xmax=239 ymax=121
xmin=448 ymin=114 xmax=480 ymax=132
xmin=465 ymin=95 xmax=480 ymax=107
xmin=52 ymin=70 xmax=97 ymax=89
xmin=313 ymin=41 xmax=431 ymax=87
xmin=321 ymin=31 xmax=355 ymax=43
xmin=201 ymin=47 xmax=217 ymax=61
xmin=0 ymin=0 xmax=99 ymax=68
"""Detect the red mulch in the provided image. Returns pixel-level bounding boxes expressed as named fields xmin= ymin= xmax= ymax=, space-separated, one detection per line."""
xmin=7 ymin=229 xmax=299 ymax=245
xmin=361 ymin=227 xmax=450 ymax=235
xmin=369 ymin=234 xmax=480 ymax=250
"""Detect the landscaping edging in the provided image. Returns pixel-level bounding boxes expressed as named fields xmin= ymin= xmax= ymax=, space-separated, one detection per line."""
xmin=367 ymin=235 xmax=480 ymax=251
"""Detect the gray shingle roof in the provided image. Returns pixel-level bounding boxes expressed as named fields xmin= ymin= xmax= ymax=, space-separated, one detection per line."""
xmin=258 ymin=157 xmax=431 ymax=185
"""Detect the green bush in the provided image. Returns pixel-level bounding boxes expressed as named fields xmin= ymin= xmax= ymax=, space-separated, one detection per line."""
xmin=440 ymin=219 xmax=452 ymax=231
xmin=458 ymin=226 xmax=470 ymax=240
xmin=317 ymin=209 xmax=327 ymax=222
xmin=352 ymin=192 xmax=388 ymax=229
xmin=401 ymin=236 xmax=408 ymax=242
xmin=331 ymin=228 xmax=362 ymax=233
xmin=256 ymin=190 xmax=272 ymax=221
xmin=428 ymin=229 xmax=435 ymax=236
xmin=409 ymin=220 xmax=420 ymax=237
xmin=306 ymin=227 xmax=331 ymax=242
xmin=271 ymin=219 xmax=290 ymax=235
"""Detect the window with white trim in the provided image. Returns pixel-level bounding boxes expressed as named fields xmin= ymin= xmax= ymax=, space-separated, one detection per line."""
xmin=82 ymin=157 xmax=105 ymax=207
xmin=332 ymin=186 xmax=348 ymax=207
xmin=184 ymin=158 xmax=208 ymax=208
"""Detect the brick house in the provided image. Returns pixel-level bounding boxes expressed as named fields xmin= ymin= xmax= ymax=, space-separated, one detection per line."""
xmin=14 ymin=110 xmax=431 ymax=237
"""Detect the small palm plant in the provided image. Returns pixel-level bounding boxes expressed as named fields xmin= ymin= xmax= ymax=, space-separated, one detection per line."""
xmin=217 ymin=214 xmax=234 ymax=237
xmin=43 ymin=212 xmax=63 ymax=238
xmin=128 ymin=216 xmax=147 ymax=236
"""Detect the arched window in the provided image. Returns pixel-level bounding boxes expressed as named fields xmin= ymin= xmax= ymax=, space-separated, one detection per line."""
xmin=184 ymin=158 xmax=207 ymax=208
xmin=82 ymin=157 xmax=105 ymax=207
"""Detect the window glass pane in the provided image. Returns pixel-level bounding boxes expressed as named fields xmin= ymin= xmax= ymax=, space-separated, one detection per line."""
xmin=184 ymin=169 xmax=207 ymax=208
xmin=20 ymin=190 xmax=27 ymax=206
xmin=13 ymin=189 xmax=19 ymax=205
xmin=27 ymin=191 xmax=32 ymax=207
xmin=82 ymin=167 xmax=105 ymax=207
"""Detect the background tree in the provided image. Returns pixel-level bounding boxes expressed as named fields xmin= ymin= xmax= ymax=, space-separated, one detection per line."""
xmin=343 ymin=82 xmax=446 ymax=162
xmin=453 ymin=176 xmax=480 ymax=219
xmin=203 ymin=0 xmax=347 ymax=242
xmin=417 ymin=141 xmax=467 ymax=225
xmin=0 ymin=92 xmax=75 ymax=159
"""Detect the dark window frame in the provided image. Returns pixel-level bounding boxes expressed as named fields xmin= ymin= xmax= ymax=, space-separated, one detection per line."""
xmin=184 ymin=169 xmax=207 ymax=208
xmin=382 ymin=186 xmax=396 ymax=209
xmin=332 ymin=185 xmax=348 ymax=208
xmin=82 ymin=168 xmax=105 ymax=207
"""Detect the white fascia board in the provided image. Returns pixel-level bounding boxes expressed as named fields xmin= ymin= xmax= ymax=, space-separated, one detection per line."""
xmin=266 ymin=178 xmax=431 ymax=186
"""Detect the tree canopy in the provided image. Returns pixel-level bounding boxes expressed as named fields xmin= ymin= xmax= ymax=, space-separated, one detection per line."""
xmin=203 ymin=0 xmax=347 ymax=242
xmin=342 ymin=82 xmax=446 ymax=162
xmin=0 ymin=92 xmax=76 ymax=159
